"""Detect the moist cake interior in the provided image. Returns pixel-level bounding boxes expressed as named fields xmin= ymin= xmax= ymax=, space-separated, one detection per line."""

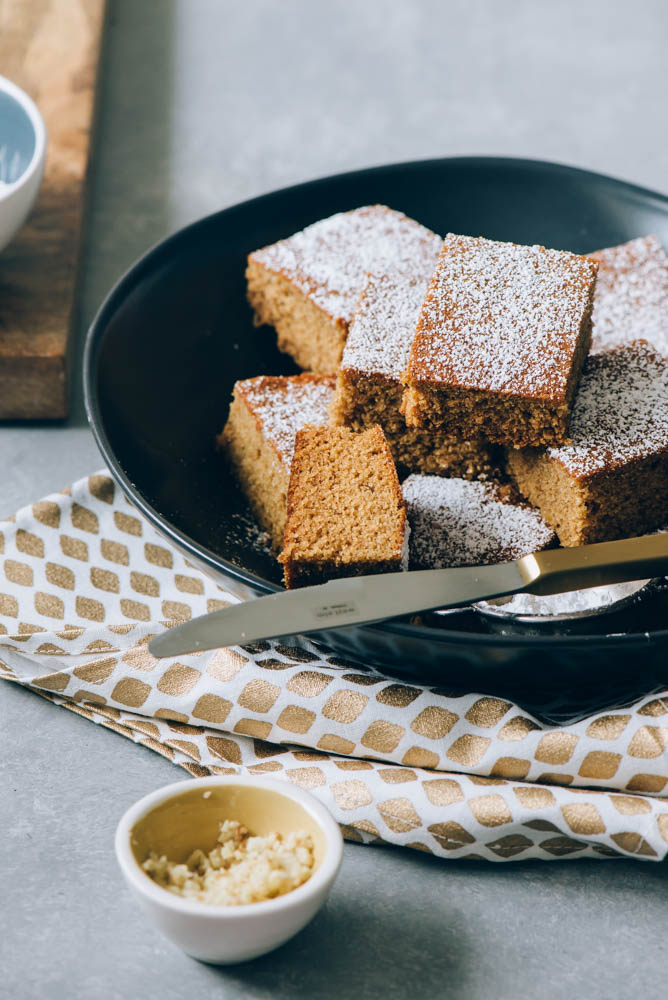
xmin=279 ymin=425 xmax=407 ymax=588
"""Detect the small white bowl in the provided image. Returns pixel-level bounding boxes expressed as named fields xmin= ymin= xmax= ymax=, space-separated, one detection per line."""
xmin=115 ymin=775 xmax=344 ymax=964
xmin=0 ymin=75 xmax=47 ymax=253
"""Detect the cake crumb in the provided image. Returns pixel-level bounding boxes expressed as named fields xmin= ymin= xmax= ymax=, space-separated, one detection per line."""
xmin=280 ymin=425 xmax=407 ymax=588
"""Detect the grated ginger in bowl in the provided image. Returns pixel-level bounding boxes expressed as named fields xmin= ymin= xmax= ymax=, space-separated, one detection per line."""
xmin=142 ymin=819 xmax=315 ymax=906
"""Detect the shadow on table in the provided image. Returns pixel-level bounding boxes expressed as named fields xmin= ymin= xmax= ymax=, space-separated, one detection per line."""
xmin=207 ymin=852 xmax=470 ymax=998
xmin=195 ymin=845 xmax=668 ymax=999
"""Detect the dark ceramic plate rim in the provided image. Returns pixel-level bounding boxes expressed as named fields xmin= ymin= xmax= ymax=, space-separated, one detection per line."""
xmin=84 ymin=154 xmax=668 ymax=651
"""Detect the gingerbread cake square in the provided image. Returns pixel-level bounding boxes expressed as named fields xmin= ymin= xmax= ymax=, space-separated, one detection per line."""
xmin=590 ymin=235 xmax=668 ymax=357
xmin=246 ymin=205 xmax=442 ymax=373
xmin=403 ymin=235 xmax=598 ymax=447
xmin=331 ymin=269 xmax=499 ymax=478
xmin=402 ymin=475 xmax=555 ymax=569
xmin=218 ymin=373 xmax=335 ymax=548
xmin=279 ymin=425 xmax=407 ymax=588
xmin=507 ymin=341 xmax=668 ymax=546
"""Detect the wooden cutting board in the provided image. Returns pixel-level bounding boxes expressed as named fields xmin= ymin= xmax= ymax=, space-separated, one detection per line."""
xmin=0 ymin=0 xmax=106 ymax=419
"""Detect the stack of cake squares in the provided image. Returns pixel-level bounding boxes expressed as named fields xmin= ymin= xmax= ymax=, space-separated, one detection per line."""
xmin=221 ymin=206 xmax=668 ymax=587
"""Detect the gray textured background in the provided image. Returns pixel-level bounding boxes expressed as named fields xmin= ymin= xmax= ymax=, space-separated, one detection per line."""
xmin=3 ymin=2 xmax=668 ymax=997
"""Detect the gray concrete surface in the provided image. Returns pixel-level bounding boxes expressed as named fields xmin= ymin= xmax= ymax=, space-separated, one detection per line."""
xmin=2 ymin=1 xmax=668 ymax=997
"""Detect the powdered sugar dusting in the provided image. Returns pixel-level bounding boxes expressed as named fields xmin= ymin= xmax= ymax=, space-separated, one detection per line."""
xmin=480 ymin=580 xmax=650 ymax=618
xmin=546 ymin=341 xmax=668 ymax=478
xmin=239 ymin=374 xmax=335 ymax=464
xmin=402 ymin=475 xmax=556 ymax=569
xmin=251 ymin=206 xmax=442 ymax=322
xmin=409 ymin=235 xmax=597 ymax=397
xmin=590 ymin=235 xmax=668 ymax=358
xmin=342 ymin=265 xmax=439 ymax=380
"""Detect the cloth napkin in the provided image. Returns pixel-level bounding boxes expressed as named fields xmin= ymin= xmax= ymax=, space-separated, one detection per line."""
xmin=2 ymin=472 xmax=668 ymax=862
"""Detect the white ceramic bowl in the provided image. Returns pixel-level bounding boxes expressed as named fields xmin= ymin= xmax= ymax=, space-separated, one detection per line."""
xmin=0 ymin=75 xmax=47 ymax=253
xmin=115 ymin=775 xmax=344 ymax=964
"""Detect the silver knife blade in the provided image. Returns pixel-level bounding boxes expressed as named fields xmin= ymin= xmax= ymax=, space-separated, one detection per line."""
xmin=149 ymin=561 xmax=526 ymax=658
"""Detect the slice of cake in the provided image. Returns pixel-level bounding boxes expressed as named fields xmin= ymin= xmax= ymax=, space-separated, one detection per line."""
xmin=218 ymin=374 xmax=335 ymax=548
xmin=279 ymin=425 xmax=407 ymax=588
xmin=507 ymin=341 xmax=668 ymax=546
xmin=402 ymin=475 xmax=556 ymax=569
xmin=331 ymin=269 xmax=499 ymax=478
xmin=246 ymin=205 xmax=442 ymax=373
xmin=590 ymin=235 xmax=668 ymax=358
xmin=403 ymin=235 xmax=598 ymax=447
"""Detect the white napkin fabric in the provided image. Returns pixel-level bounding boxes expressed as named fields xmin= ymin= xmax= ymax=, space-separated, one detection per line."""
xmin=2 ymin=472 xmax=667 ymax=862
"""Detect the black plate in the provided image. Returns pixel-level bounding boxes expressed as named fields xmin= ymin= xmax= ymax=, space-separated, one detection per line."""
xmin=84 ymin=156 xmax=668 ymax=695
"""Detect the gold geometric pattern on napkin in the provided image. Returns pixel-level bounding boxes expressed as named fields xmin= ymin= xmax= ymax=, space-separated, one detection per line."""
xmin=2 ymin=472 xmax=668 ymax=862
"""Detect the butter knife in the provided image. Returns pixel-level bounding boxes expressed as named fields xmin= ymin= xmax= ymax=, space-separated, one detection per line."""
xmin=149 ymin=532 xmax=668 ymax=658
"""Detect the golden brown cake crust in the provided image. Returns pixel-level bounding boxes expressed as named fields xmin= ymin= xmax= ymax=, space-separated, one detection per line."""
xmin=404 ymin=235 xmax=598 ymax=447
xmin=279 ymin=425 xmax=407 ymax=588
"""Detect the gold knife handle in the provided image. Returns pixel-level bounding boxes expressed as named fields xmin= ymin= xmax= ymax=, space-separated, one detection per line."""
xmin=516 ymin=532 xmax=668 ymax=596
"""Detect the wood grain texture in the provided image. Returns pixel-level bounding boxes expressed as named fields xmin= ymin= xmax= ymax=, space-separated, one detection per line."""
xmin=0 ymin=0 xmax=106 ymax=418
